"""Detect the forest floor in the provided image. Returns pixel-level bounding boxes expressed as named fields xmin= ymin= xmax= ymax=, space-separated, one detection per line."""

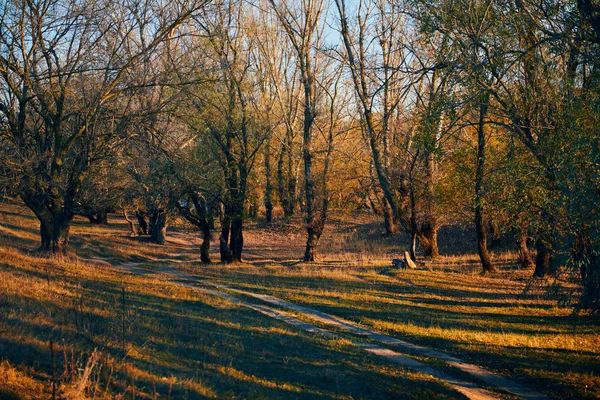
xmin=0 ymin=199 xmax=598 ymax=399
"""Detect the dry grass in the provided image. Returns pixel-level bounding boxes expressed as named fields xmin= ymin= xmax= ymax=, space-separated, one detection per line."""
xmin=1 ymin=199 xmax=598 ymax=399
xmin=179 ymin=214 xmax=600 ymax=400
xmin=0 ymin=201 xmax=465 ymax=399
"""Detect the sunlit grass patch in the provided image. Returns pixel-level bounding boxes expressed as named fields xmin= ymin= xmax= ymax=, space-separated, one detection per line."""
xmin=1 ymin=209 xmax=469 ymax=399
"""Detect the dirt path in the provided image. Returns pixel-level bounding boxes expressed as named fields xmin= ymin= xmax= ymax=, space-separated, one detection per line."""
xmin=113 ymin=261 xmax=553 ymax=400
xmin=203 ymin=282 xmax=551 ymax=400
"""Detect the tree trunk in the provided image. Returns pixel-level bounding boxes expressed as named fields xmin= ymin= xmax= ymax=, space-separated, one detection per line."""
xmin=476 ymin=208 xmax=494 ymax=273
xmin=420 ymin=220 xmax=439 ymax=258
xmin=410 ymin=232 xmax=418 ymax=262
xmin=220 ymin=210 xmax=233 ymax=263
xmin=123 ymin=210 xmax=137 ymax=236
xmin=136 ymin=210 xmax=148 ymax=235
xmin=97 ymin=209 xmax=108 ymax=225
xmin=574 ymin=231 xmax=600 ymax=311
xmin=149 ymin=210 xmax=167 ymax=245
xmin=265 ymin=139 xmax=273 ymax=224
xmin=277 ymin=134 xmax=296 ymax=218
xmin=517 ymin=231 xmax=535 ymax=269
xmin=304 ymin=226 xmax=323 ymax=262
xmin=86 ymin=209 xmax=108 ymax=225
xmin=475 ymin=94 xmax=495 ymax=273
xmin=533 ymin=211 xmax=554 ymax=277
xmin=51 ymin=217 xmax=71 ymax=254
xmin=533 ymin=237 xmax=551 ymax=277
xmin=40 ymin=219 xmax=52 ymax=252
xmin=230 ymin=216 xmax=244 ymax=263
xmin=423 ymin=147 xmax=439 ymax=258
xmin=197 ymin=198 xmax=212 ymax=264
xmin=382 ymin=196 xmax=398 ymax=235
xmin=200 ymin=225 xmax=211 ymax=264
xmin=489 ymin=220 xmax=501 ymax=248
xmin=229 ymin=175 xmax=245 ymax=263
xmin=409 ymin=171 xmax=420 ymax=262
xmin=287 ymin=136 xmax=297 ymax=217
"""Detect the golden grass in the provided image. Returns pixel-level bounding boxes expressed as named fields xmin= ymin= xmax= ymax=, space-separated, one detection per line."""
xmin=185 ymin=233 xmax=600 ymax=400
xmin=0 ymin=202 xmax=468 ymax=399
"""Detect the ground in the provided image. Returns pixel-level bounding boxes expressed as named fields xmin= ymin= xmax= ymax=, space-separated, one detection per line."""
xmin=0 ymin=200 xmax=598 ymax=399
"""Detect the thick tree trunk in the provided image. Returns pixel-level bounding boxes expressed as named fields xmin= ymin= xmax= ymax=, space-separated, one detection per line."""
xmin=51 ymin=218 xmax=71 ymax=254
xmin=420 ymin=221 xmax=439 ymax=258
xmin=149 ymin=211 xmax=167 ymax=245
xmin=207 ymin=204 xmax=216 ymax=230
xmin=475 ymin=95 xmax=495 ymax=274
xmin=476 ymin=208 xmax=494 ymax=273
xmin=97 ymin=209 xmax=108 ymax=225
xmin=88 ymin=209 xmax=109 ymax=225
xmin=36 ymin=216 xmax=71 ymax=254
xmin=40 ymin=219 xmax=52 ymax=252
xmin=304 ymin=226 xmax=323 ymax=262
xmin=197 ymin=199 xmax=212 ymax=264
xmin=24 ymin=193 xmax=73 ymax=255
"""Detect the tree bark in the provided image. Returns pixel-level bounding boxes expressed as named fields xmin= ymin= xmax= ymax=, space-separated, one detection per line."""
xmin=517 ymin=234 xmax=535 ymax=269
xmin=533 ymin=211 xmax=554 ymax=277
xmin=382 ymin=196 xmax=398 ymax=235
xmin=230 ymin=214 xmax=244 ymax=263
xmin=533 ymin=237 xmax=552 ymax=277
xmin=23 ymin=193 xmax=72 ymax=255
xmin=574 ymin=231 xmax=600 ymax=310
xmin=420 ymin=221 xmax=439 ymax=258
xmin=136 ymin=210 xmax=148 ymax=235
xmin=220 ymin=204 xmax=233 ymax=263
xmin=123 ymin=210 xmax=137 ymax=236
xmin=149 ymin=210 xmax=167 ymax=245
xmin=475 ymin=94 xmax=495 ymax=273
xmin=87 ymin=210 xmax=108 ymax=225
xmin=304 ymin=225 xmax=324 ymax=262
xmin=51 ymin=217 xmax=71 ymax=254
xmin=265 ymin=139 xmax=273 ymax=224
xmin=423 ymin=146 xmax=439 ymax=258
xmin=177 ymin=194 xmax=212 ymax=264
xmin=40 ymin=219 xmax=52 ymax=252
xmin=489 ymin=219 xmax=501 ymax=248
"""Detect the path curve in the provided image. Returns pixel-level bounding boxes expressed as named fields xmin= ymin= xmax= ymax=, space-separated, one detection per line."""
xmin=113 ymin=262 xmax=553 ymax=400
xmin=204 ymin=282 xmax=552 ymax=400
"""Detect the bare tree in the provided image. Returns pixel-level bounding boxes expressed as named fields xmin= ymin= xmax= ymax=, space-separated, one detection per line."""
xmin=0 ymin=0 xmax=204 ymax=253
xmin=268 ymin=0 xmax=344 ymax=261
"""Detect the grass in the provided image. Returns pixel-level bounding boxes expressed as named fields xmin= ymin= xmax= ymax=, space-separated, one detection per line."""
xmin=1 ymin=199 xmax=599 ymax=399
xmin=184 ymin=261 xmax=599 ymax=400
xmin=0 ymin=200 xmax=467 ymax=399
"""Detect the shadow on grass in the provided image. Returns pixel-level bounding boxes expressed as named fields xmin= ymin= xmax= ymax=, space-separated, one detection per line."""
xmin=1 ymin=259 xmax=465 ymax=400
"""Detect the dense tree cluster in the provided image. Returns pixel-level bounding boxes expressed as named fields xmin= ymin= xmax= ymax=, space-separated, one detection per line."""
xmin=1 ymin=0 xmax=599 ymax=311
